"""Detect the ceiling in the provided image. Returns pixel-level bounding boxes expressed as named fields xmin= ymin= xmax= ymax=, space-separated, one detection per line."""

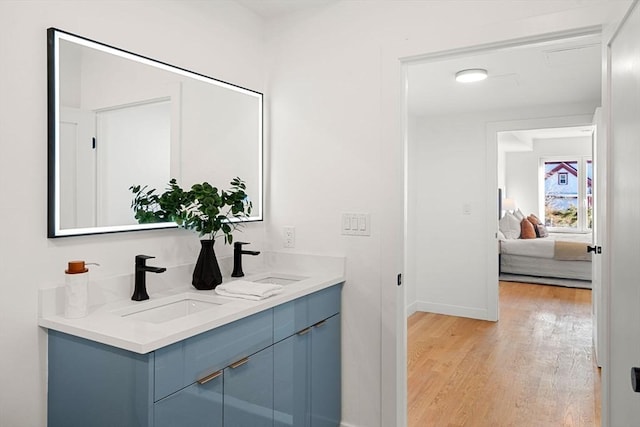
xmin=498 ymin=125 xmax=594 ymax=152
xmin=234 ymin=2 xmax=601 ymax=146
xmin=235 ymin=0 xmax=338 ymax=20
xmin=407 ymin=33 xmax=602 ymax=117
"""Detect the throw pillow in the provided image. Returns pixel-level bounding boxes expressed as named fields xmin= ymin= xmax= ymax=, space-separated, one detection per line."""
xmin=499 ymin=212 xmax=521 ymax=239
xmin=514 ymin=209 xmax=525 ymax=221
xmin=520 ymin=218 xmax=537 ymax=239
xmin=527 ymin=214 xmax=541 ymax=225
xmin=536 ymin=223 xmax=549 ymax=238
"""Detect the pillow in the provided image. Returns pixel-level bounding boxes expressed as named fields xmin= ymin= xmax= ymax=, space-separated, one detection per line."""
xmin=497 ymin=230 xmax=506 ymax=240
xmin=527 ymin=214 xmax=541 ymax=225
xmin=513 ymin=209 xmax=525 ymax=222
xmin=499 ymin=212 xmax=521 ymax=239
xmin=520 ymin=218 xmax=537 ymax=239
xmin=536 ymin=223 xmax=549 ymax=238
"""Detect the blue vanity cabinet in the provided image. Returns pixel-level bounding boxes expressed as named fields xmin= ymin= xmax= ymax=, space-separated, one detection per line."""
xmin=274 ymin=331 xmax=311 ymax=427
xmin=47 ymin=284 xmax=342 ymax=427
xmin=154 ymin=374 xmax=223 ymax=427
xmin=48 ymin=330 xmax=154 ymax=427
xmin=223 ymin=345 xmax=274 ymax=426
xmin=154 ymin=308 xmax=273 ymax=426
xmin=154 ymin=309 xmax=273 ymax=401
xmin=309 ymin=313 xmax=341 ymax=427
xmin=154 ymin=345 xmax=274 ymax=427
xmin=273 ymin=284 xmax=342 ymax=427
xmin=48 ymin=309 xmax=273 ymax=427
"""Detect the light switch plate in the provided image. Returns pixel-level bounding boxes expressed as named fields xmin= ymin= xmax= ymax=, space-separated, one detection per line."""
xmin=341 ymin=213 xmax=371 ymax=236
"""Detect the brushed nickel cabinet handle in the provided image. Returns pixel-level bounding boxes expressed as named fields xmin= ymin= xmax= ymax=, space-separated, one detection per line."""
xmin=313 ymin=320 xmax=327 ymax=328
xmin=197 ymin=370 xmax=222 ymax=385
xmin=229 ymin=357 xmax=249 ymax=369
xmin=297 ymin=327 xmax=311 ymax=336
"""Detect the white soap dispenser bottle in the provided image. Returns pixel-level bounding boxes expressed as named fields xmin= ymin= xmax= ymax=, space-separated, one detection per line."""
xmin=64 ymin=260 xmax=91 ymax=318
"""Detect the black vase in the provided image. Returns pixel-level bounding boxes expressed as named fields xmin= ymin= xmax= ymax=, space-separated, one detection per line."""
xmin=192 ymin=239 xmax=223 ymax=290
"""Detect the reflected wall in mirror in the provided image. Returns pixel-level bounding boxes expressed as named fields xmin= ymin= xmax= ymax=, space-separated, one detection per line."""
xmin=47 ymin=28 xmax=263 ymax=237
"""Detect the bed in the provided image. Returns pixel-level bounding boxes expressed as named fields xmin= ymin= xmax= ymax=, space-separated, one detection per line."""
xmin=499 ymin=232 xmax=592 ymax=281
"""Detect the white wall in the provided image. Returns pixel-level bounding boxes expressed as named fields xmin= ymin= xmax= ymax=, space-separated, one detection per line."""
xmin=505 ymin=136 xmax=592 ymax=218
xmin=406 ymin=103 xmax=596 ymax=319
xmin=0 ymin=2 xmax=266 ymax=425
xmin=264 ymin=2 xmax=629 ymax=426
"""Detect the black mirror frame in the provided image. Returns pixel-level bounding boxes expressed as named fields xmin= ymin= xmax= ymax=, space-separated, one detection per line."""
xmin=47 ymin=28 xmax=264 ymax=238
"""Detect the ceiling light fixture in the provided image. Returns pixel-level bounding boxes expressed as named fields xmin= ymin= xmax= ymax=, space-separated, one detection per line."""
xmin=455 ymin=68 xmax=488 ymax=83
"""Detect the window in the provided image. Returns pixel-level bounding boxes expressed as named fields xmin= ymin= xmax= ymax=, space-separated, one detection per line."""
xmin=542 ymin=157 xmax=592 ymax=231
xmin=558 ymin=172 xmax=568 ymax=185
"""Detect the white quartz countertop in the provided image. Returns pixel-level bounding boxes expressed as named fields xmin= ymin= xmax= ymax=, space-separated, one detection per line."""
xmin=39 ymin=252 xmax=345 ymax=354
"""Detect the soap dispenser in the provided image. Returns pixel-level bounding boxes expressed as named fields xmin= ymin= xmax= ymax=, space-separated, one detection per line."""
xmin=64 ymin=260 xmax=95 ymax=318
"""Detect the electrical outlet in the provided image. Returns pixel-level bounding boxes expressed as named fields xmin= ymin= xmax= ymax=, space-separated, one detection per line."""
xmin=283 ymin=226 xmax=295 ymax=248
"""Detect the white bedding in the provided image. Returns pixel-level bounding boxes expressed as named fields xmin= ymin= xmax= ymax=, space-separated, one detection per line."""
xmin=499 ymin=232 xmax=592 ymax=281
xmin=500 ymin=233 xmax=592 ymax=259
xmin=500 ymin=255 xmax=592 ymax=281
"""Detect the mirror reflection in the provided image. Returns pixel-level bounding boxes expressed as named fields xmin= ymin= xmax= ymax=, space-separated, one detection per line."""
xmin=48 ymin=28 xmax=263 ymax=237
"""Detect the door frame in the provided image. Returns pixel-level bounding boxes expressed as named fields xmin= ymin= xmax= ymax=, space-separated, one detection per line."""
xmin=601 ymin=2 xmax=639 ymax=424
xmin=397 ymin=25 xmax=605 ymax=423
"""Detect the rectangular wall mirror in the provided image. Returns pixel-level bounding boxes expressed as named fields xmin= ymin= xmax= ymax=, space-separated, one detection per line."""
xmin=47 ymin=28 xmax=263 ymax=237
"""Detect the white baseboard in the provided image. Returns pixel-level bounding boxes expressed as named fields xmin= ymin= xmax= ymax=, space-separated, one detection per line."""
xmin=406 ymin=301 xmax=418 ymax=318
xmin=341 ymin=422 xmax=358 ymax=427
xmin=413 ymin=300 xmax=489 ymax=320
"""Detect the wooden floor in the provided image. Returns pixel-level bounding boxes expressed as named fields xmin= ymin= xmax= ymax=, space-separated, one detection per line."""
xmin=407 ymin=281 xmax=600 ymax=427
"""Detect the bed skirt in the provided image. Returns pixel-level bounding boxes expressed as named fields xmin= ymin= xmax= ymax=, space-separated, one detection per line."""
xmin=500 ymin=254 xmax=592 ymax=281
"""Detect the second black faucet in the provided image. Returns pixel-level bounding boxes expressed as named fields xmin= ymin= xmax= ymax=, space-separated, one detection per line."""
xmin=231 ymin=242 xmax=260 ymax=277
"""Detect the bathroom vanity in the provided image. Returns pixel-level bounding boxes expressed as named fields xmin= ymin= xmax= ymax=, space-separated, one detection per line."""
xmin=40 ymin=253 xmax=345 ymax=427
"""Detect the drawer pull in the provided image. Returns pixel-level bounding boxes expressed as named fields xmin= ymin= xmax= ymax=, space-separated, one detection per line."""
xmin=297 ymin=327 xmax=311 ymax=336
xmin=313 ymin=320 xmax=327 ymax=328
xmin=229 ymin=357 xmax=249 ymax=369
xmin=197 ymin=370 xmax=222 ymax=385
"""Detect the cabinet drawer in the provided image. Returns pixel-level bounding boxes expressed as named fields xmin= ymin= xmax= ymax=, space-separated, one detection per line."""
xmin=273 ymin=284 xmax=342 ymax=342
xmin=154 ymin=309 xmax=273 ymax=401
xmin=154 ymin=373 xmax=223 ymax=427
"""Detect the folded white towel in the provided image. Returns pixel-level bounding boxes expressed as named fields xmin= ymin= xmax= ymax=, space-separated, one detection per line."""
xmin=215 ymin=280 xmax=284 ymax=301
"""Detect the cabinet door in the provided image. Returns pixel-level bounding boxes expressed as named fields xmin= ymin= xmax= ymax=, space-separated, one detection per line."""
xmin=48 ymin=331 xmax=154 ymax=427
xmin=154 ymin=373 xmax=223 ymax=427
xmin=273 ymin=330 xmax=311 ymax=427
xmin=224 ymin=346 xmax=274 ymax=426
xmin=155 ymin=309 xmax=273 ymax=401
xmin=311 ymin=314 xmax=341 ymax=427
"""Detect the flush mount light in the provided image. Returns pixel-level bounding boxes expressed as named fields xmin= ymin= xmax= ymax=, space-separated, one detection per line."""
xmin=455 ymin=68 xmax=488 ymax=83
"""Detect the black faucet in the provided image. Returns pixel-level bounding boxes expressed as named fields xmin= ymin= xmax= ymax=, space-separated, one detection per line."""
xmin=231 ymin=242 xmax=261 ymax=277
xmin=132 ymin=255 xmax=167 ymax=301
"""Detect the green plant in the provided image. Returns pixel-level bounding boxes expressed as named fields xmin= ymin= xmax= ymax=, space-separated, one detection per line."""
xmin=130 ymin=177 xmax=252 ymax=243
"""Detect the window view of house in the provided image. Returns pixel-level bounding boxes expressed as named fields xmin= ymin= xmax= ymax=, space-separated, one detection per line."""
xmin=544 ymin=159 xmax=592 ymax=230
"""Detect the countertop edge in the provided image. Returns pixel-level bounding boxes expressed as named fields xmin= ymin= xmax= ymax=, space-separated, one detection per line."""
xmin=39 ymin=275 xmax=345 ymax=354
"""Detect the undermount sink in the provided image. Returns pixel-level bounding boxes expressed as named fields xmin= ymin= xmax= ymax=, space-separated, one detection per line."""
xmin=116 ymin=293 xmax=228 ymax=324
xmin=253 ymin=273 xmax=308 ymax=286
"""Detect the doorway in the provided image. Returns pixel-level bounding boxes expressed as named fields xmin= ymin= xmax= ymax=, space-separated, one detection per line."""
xmin=405 ymin=29 xmax=602 ymax=320
xmin=404 ymin=28 xmax=604 ymax=422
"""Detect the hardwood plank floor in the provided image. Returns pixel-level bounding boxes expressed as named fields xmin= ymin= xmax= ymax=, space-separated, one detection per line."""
xmin=408 ymin=281 xmax=600 ymax=427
